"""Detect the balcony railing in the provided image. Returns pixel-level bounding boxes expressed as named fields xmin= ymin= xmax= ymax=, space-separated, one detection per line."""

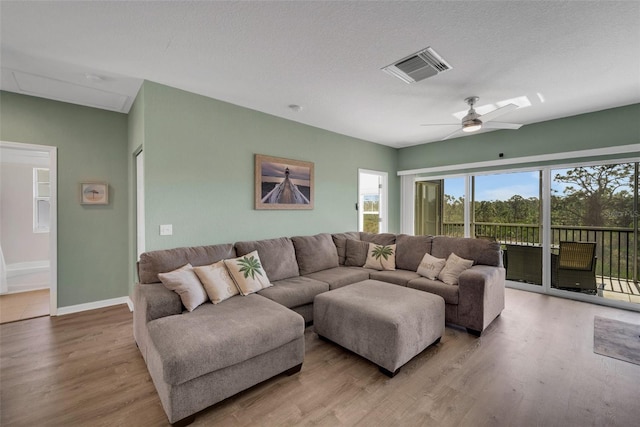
xmin=442 ymin=222 xmax=639 ymax=285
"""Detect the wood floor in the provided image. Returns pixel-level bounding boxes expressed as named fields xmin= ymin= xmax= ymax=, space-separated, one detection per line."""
xmin=0 ymin=289 xmax=49 ymax=324
xmin=1 ymin=288 xmax=640 ymax=427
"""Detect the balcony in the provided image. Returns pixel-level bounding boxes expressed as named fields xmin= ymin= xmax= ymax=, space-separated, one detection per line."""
xmin=442 ymin=222 xmax=640 ymax=304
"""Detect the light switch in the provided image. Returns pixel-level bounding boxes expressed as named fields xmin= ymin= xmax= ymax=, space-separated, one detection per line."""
xmin=160 ymin=224 xmax=173 ymax=236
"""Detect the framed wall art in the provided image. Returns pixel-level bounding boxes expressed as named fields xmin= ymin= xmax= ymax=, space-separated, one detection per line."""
xmin=80 ymin=182 xmax=109 ymax=205
xmin=255 ymin=154 xmax=314 ymax=210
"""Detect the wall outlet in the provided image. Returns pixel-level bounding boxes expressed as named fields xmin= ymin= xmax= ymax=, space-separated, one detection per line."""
xmin=160 ymin=224 xmax=173 ymax=236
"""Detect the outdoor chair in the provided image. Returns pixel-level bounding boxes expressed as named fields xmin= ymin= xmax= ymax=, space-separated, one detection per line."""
xmin=505 ymin=244 xmax=542 ymax=284
xmin=552 ymin=241 xmax=597 ymax=293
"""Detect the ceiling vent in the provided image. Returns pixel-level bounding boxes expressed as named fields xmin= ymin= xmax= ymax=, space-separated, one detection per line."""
xmin=382 ymin=47 xmax=452 ymax=84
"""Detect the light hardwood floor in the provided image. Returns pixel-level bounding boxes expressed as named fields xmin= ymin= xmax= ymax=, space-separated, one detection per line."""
xmin=0 ymin=289 xmax=49 ymax=324
xmin=1 ymin=288 xmax=640 ymax=427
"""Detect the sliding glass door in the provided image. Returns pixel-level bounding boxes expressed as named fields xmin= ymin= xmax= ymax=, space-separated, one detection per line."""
xmin=412 ymin=160 xmax=639 ymax=308
xmin=473 ymin=171 xmax=542 ymax=287
xmin=551 ymin=162 xmax=638 ymax=304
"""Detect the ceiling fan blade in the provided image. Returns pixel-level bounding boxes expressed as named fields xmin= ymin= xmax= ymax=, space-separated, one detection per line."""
xmin=479 ymin=103 xmax=518 ymax=123
xmin=441 ymin=128 xmax=464 ymax=140
xmin=420 ymin=123 xmax=459 ymax=127
xmin=482 ymin=121 xmax=523 ymax=130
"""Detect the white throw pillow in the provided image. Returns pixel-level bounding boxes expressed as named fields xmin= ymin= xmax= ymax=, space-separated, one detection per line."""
xmin=417 ymin=253 xmax=446 ymax=280
xmin=224 ymin=250 xmax=272 ymax=296
xmin=438 ymin=253 xmax=474 ymax=285
xmin=193 ymin=260 xmax=239 ymax=304
xmin=363 ymin=243 xmax=396 ymax=271
xmin=158 ymin=263 xmax=208 ymax=311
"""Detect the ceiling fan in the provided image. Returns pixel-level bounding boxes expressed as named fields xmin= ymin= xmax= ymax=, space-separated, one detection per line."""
xmin=422 ymin=96 xmax=523 ymax=140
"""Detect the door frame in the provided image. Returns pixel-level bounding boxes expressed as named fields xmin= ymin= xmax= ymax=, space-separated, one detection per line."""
xmin=358 ymin=169 xmax=388 ymax=233
xmin=135 ymin=148 xmax=145 ymax=259
xmin=0 ymin=141 xmax=58 ymax=315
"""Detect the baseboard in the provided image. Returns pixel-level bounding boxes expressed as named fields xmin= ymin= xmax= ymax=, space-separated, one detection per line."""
xmin=56 ymin=296 xmax=131 ymax=316
xmin=126 ymin=296 xmax=134 ymax=312
xmin=1 ymin=285 xmax=49 ymax=295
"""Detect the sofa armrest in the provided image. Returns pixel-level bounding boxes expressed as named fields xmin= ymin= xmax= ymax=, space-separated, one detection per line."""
xmin=133 ymin=283 xmax=182 ymax=361
xmin=134 ymin=282 xmax=183 ymax=322
xmin=457 ymin=265 xmax=505 ymax=334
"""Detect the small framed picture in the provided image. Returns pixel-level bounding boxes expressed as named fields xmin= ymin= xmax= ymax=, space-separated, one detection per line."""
xmin=80 ymin=182 xmax=109 ymax=205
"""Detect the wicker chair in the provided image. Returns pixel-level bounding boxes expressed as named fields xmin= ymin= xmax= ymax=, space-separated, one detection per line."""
xmin=552 ymin=241 xmax=597 ymax=293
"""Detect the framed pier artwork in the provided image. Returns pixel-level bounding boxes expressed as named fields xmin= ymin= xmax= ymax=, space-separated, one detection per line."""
xmin=255 ymin=154 xmax=314 ymax=210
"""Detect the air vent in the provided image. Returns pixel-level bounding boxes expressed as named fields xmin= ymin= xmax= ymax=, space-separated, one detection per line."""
xmin=382 ymin=47 xmax=452 ymax=84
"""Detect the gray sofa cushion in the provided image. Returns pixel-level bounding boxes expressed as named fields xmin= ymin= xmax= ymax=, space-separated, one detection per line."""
xmin=147 ymin=294 xmax=304 ymax=385
xmin=304 ymin=266 xmax=370 ymax=290
xmin=431 ymin=236 xmax=502 ymax=267
xmin=407 ymin=277 xmax=459 ymax=304
xmin=395 ymin=234 xmax=434 ymax=271
xmin=344 ymin=239 xmax=370 ymax=267
xmin=235 ymin=237 xmax=299 ymax=281
xmin=360 ymin=232 xmax=396 ymax=245
xmin=369 ymin=270 xmax=420 ymax=286
xmin=138 ymin=244 xmax=236 ymax=284
xmin=257 ymin=276 xmax=329 ymax=308
xmin=291 ymin=233 xmax=339 ymax=275
xmin=332 ymin=232 xmax=361 ymax=265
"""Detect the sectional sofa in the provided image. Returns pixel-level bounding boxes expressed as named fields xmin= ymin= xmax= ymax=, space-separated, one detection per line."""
xmin=133 ymin=232 xmax=505 ymax=425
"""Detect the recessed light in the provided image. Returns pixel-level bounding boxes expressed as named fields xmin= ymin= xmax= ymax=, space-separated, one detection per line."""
xmin=288 ymin=104 xmax=303 ymax=112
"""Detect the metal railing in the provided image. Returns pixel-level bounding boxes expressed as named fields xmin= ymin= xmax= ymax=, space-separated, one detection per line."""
xmin=442 ymin=222 xmax=638 ymax=284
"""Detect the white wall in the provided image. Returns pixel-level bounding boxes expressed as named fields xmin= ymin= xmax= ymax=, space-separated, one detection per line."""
xmin=0 ymin=161 xmax=49 ymax=264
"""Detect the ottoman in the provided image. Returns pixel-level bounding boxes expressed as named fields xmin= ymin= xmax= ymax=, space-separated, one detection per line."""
xmin=314 ymin=279 xmax=445 ymax=377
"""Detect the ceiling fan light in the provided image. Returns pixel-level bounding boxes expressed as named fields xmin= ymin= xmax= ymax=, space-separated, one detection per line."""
xmin=462 ymin=119 xmax=482 ymax=133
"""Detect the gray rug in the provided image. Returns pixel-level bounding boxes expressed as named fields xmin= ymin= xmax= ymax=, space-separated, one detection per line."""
xmin=594 ymin=316 xmax=640 ymax=366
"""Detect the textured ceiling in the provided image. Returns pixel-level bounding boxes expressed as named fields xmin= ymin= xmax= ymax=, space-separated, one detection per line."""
xmin=1 ymin=1 xmax=639 ymax=148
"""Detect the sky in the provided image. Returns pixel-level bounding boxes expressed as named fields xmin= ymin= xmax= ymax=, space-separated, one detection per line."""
xmin=444 ymin=170 xmax=575 ymax=201
xmin=261 ymin=161 xmax=310 ymax=186
xmin=445 ymin=172 xmax=541 ymax=201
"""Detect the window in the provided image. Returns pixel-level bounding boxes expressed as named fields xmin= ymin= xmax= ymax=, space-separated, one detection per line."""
xmin=408 ymin=159 xmax=639 ymax=308
xmin=33 ymin=168 xmax=50 ymax=233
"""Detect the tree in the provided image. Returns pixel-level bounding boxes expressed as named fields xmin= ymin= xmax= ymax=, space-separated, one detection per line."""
xmin=444 ymin=194 xmax=464 ymax=223
xmin=552 ymin=164 xmax=634 ymax=227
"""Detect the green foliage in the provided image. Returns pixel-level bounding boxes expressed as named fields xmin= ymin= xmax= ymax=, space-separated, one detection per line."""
xmin=363 ymin=200 xmax=379 ymax=212
xmin=371 ymin=245 xmax=394 ymax=261
xmin=552 ymin=164 xmax=635 ymax=227
xmin=363 ymin=214 xmax=379 ymax=233
xmin=237 ymin=256 xmax=263 ymax=279
xmin=444 ymin=194 xmax=464 ymax=223
xmin=442 ymin=163 xmax=636 ymax=228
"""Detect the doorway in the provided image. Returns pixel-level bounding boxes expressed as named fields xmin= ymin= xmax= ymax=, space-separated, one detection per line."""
xmin=0 ymin=141 xmax=57 ymax=322
xmin=415 ymin=181 xmax=442 ymax=236
xmin=358 ymin=169 xmax=388 ymax=233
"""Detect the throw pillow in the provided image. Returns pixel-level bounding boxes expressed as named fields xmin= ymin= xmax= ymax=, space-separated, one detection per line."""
xmin=438 ymin=253 xmax=474 ymax=285
xmin=224 ymin=250 xmax=272 ymax=296
xmin=363 ymin=243 xmax=396 ymax=271
xmin=344 ymin=239 xmax=370 ymax=267
xmin=193 ymin=260 xmax=239 ymax=304
xmin=158 ymin=263 xmax=208 ymax=312
xmin=417 ymin=253 xmax=446 ymax=280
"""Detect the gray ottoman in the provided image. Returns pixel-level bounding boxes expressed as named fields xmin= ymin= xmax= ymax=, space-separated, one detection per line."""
xmin=314 ymin=279 xmax=445 ymax=377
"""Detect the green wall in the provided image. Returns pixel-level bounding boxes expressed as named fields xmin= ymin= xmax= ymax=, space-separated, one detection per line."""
xmin=4 ymin=82 xmax=635 ymax=307
xmin=398 ymin=103 xmax=640 ymax=172
xmin=0 ymin=91 xmax=129 ymax=307
xmin=137 ymin=81 xmax=399 ymax=251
